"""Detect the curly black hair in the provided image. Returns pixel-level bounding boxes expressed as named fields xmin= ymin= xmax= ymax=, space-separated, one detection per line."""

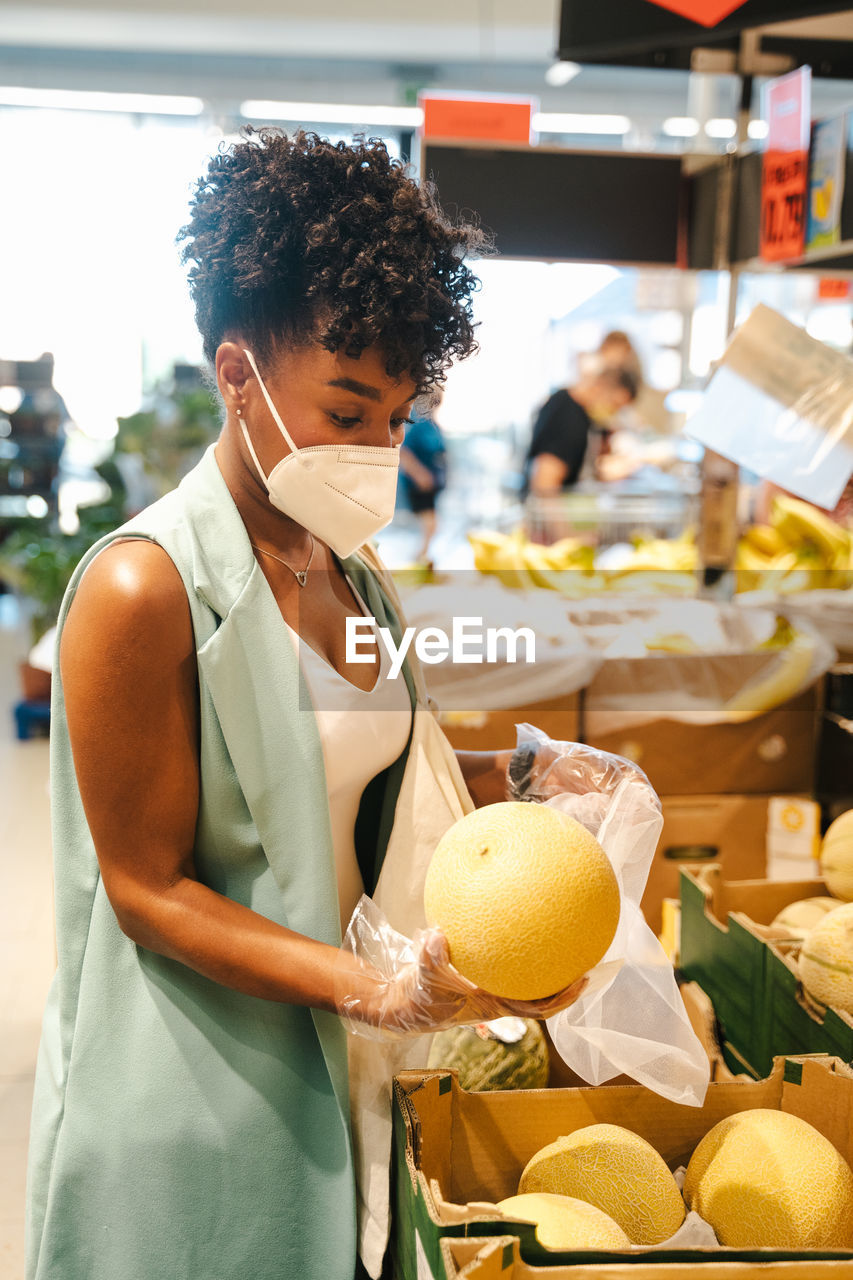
xmin=177 ymin=128 xmax=488 ymax=390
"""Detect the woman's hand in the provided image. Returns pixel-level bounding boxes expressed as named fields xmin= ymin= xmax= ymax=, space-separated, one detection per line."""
xmin=338 ymin=925 xmax=588 ymax=1040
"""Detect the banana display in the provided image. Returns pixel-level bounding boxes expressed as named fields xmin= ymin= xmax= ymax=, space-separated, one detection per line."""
xmin=736 ymin=495 xmax=853 ymax=593
xmin=470 ymin=495 xmax=853 ymax=598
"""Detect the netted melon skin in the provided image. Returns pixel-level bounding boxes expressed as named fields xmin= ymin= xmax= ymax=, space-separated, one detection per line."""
xmin=496 ymin=1193 xmax=631 ymax=1250
xmin=799 ymin=902 xmax=853 ymax=1015
xmin=424 ymin=802 xmax=620 ymax=1000
xmin=518 ymin=1123 xmax=685 ymax=1245
xmin=684 ymin=1109 xmax=853 ymax=1248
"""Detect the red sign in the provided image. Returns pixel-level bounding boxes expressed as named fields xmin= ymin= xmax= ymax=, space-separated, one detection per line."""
xmin=645 ymin=0 xmax=748 ymax=25
xmin=760 ymin=67 xmax=812 ymax=263
xmin=818 ymin=278 xmax=852 ymax=300
xmin=420 ymin=95 xmax=534 ymax=145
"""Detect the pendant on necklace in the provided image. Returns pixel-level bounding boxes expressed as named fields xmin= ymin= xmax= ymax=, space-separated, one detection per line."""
xmin=296 ymin=570 xmax=308 ymax=587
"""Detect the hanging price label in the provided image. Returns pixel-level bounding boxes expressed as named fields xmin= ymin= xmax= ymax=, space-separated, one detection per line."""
xmin=760 ymin=68 xmax=811 ymax=264
xmin=761 ymin=152 xmax=808 ymax=261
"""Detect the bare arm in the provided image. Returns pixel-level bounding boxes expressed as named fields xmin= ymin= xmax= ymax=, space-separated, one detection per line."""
xmin=455 ymin=749 xmax=513 ymax=807
xmin=398 ymin=444 xmax=436 ymax=491
xmin=529 ymin=452 xmax=569 ymax=495
xmin=60 ymin=540 xmax=373 ymax=1015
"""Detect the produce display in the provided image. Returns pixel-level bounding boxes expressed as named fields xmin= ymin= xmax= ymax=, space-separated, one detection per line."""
xmin=517 ymin=1124 xmax=685 ymax=1245
xmin=426 ymin=1018 xmax=549 ymax=1092
xmin=820 ymin=810 xmax=853 ymax=901
xmin=683 ymin=1109 xmax=853 ymax=1248
xmin=770 ymin=895 xmax=844 ymax=940
xmin=490 ymin=1108 xmax=853 ymax=1252
xmin=423 ymin=801 xmax=620 ymax=1000
xmin=736 ymin=496 xmax=853 ymax=594
xmin=468 ymin=527 xmax=695 ymax=597
xmin=494 ymin=1193 xmax=630 ymax=1250
xmin=469 ymin=494 xmax=853 ymax=597
xmin=799 ymin=903 xmax=853 ymax=1015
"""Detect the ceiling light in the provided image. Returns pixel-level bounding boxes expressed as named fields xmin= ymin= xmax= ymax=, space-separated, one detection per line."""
xmin=0 ymin=86 xmax=204 ymax=115
xmin=749 ymin=119 xmax=770 ymax=140
xmin=544 ymin=61 xmax=581 ymax=87
xmin=662 ymin=116 xmax=700 ymax=137
xmin=241 ymin=100 xmax=423 ymax=128
xmin=533 ymin=112 xmax=631 ymax=135
xmin=705 ymin=118 xmax=737 ymax=139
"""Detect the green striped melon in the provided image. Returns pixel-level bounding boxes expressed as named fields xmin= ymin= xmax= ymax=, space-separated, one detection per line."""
xmin=427 ymin=1018 xmax=549 ymax=1091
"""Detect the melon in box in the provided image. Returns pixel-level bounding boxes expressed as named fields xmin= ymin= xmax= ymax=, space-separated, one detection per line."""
xmin=393 ymin=1056 xmax=853 ymax=1280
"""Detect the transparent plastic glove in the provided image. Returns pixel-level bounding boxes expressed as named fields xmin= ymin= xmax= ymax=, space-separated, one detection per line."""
xmin=507 ymin=724 xmax=710 ymax=1107
xmin=335 ymin=895 xmax=596 ymax=1042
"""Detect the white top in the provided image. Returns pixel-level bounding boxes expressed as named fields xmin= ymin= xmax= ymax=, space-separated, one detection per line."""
xmin=285 ymin=580 xmax=412 ymax=932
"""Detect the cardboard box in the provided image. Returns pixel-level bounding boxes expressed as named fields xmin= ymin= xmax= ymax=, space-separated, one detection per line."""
xmin=392 ymin=1056 xmax=853 ymax=1280
xmin=583 ymin=686 xmax=820 ymax=796
xmin=440 ymin=1234 xmax=853 ymax=1279
xmin=438 ymin=694 xmax=579 ymax=753
xmin=641 ymin=795 xmax=769 ymax=936
xmin=679 ymin=866 xmax=853 ymax=1080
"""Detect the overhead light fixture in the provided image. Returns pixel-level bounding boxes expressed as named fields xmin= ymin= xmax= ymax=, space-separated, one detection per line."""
xmin=240 ymin=100 xmax=423 ymax=128
xmin=749 ymin=119 xmax=770 ymax=140
xmin=0 ymin=86 xmax=204 ymax=115
xmin=662 ymin=116 xmax=700 ymax=138
xmin=533 ymin=112 xmax=631 ymax=135
xmin=544 ymin=61 xmax=581 ymax=87
xmin=705 ymin=118 xmax=737 ymax=139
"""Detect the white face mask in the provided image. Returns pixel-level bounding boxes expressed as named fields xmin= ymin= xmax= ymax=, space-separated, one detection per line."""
xmin=238 ymin=348 xmax=401 ymax=559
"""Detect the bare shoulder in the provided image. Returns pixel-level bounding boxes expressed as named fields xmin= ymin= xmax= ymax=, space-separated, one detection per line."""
xmin=61 ymin=537 xmax=194 ymax=675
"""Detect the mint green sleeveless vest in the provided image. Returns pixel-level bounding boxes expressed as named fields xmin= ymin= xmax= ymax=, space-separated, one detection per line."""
xmin=26 ymin=446 xmax=414 ymax=1280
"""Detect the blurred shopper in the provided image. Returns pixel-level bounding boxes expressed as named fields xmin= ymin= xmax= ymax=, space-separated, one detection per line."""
xmin=25 ymin=130 xmax=585 ymax=1280
xmin=398 ymin=392 xmax=447 ymax=563
xmin=525 ymin=365 xmax=639 ymax=495
xmin=579 ymin=329 xmax=643 ymax=382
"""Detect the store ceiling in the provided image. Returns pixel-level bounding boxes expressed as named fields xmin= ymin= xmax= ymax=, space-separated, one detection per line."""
xmin=2 ymin=0 xmax=559 ymax=62
xmin=2 ymin=0 xmax=853 ymax=132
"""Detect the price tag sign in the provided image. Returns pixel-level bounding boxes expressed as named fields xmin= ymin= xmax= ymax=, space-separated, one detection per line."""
xmin=760 ymin=67 xmax=811 ymax=263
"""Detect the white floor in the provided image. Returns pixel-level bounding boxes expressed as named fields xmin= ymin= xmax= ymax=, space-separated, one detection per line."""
xmin=0 ymin=597 xmax=55 ymax=1280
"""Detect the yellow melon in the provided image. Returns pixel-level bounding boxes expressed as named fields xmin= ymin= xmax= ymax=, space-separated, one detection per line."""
xmin=770 ymin=896 xmax=845 ymax=940
xmin=820 ymin=811 xmax=853 ymax=901
xmin=518 ymin=1124 xmax=685 ymax=1245
xmin=424 ymin=802 xmax=620 ymax=1000
xmin=799 ymin=902 xmax=853 ymax=1014
xmin=683 ymin=1109 xmax=853 ymax=1248
xmin=496 ymin=1193 xmax=631 ymax=1251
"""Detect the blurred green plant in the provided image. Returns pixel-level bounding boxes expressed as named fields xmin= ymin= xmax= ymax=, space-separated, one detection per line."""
xmin=0 ymin=488 xmax=124 ymax=646
xmin=0 ymin=365 xmax=220 ymax=647
xmin=116 ymin=382 xmax=221 ymax=498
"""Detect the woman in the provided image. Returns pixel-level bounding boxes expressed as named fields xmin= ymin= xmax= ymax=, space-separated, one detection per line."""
xmin=25 ymin=131 xmax=582 ymax=1280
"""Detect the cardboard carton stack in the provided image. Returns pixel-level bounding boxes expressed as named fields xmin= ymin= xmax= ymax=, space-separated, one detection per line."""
xmin=679 ymin=865 xmax=853 ymax=1080
xmin=392 ymin=1057 xmax=853 ymax=1280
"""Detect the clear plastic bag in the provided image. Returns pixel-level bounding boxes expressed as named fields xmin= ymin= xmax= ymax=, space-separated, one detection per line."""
xmin=512 ymin=724 xmax=710 ymax=1106
xmin=338 ymin=723 xmax=710 ymax=1108
xmin=686 ymin=304 xmax=853 ymax=511
xmin=336 ymin=895 xmax=608 ymax=1041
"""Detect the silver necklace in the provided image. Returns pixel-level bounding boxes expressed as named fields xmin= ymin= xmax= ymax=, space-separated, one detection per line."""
xmin=250 ymin=535 xmax=316 ymax=587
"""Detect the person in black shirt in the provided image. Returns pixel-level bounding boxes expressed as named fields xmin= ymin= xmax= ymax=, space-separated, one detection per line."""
xmin=525 ymin=366 xmax=639 ymax=495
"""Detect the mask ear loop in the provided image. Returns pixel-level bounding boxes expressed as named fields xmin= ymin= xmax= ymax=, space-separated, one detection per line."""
xmin=242 ymin=348 xmax=307 ymax=468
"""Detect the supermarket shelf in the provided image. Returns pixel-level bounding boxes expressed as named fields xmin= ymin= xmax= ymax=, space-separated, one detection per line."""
xmin=733 ymin=240 xmax=853 ymax=275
